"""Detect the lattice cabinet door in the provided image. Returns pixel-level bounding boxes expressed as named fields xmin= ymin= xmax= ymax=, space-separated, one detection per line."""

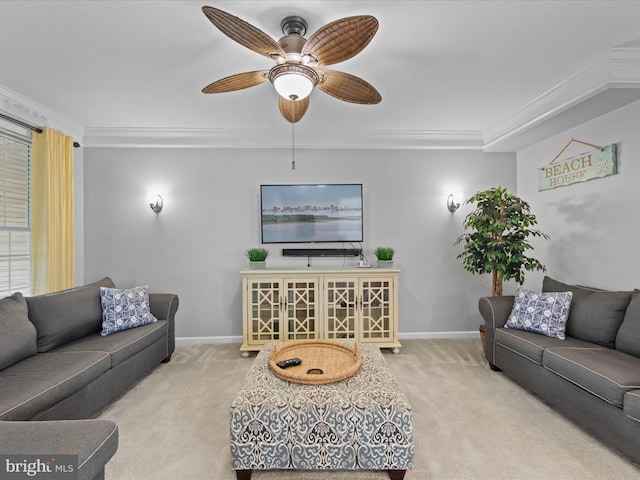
xmin=241 ymin=269 xmax=401 ymax=356
xmin=284 ymin=278 xmax=320 ymax=341
xmin=360 ymin=277 xmax=394 ymax=343
xmin=324 ymin=278 xmax=358 ymax=340
xmin=246 ymin=278 xmax=283 ymax=346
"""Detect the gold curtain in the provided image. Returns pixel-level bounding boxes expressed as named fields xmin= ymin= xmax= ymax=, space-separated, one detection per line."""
xmin=31 ymin=127 xmax=75 ymax=294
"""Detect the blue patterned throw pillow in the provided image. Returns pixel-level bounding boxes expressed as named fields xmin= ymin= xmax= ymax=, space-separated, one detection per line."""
xmin=506 ymin=287 xmax=573 ymax=339
xmin=100 ymin=285 xmax=157 ymax=336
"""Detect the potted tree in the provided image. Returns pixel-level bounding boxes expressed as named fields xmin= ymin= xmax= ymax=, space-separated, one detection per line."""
xmin=374 ymin=247 xmax=395 ymax=268
xmin=454 ymin=187 xmax=548 ymax=349
xmin=455 ymin=186 xmax=548 ymax=296
xmin=246 ymin=247 xmax=269 ymax=269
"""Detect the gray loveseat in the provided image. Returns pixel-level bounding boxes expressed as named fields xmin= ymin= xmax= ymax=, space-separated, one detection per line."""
xmin=479 ymin=276 xmax=640 ymax=465
xmin=0 ymin=277 xmax=179 ymax=480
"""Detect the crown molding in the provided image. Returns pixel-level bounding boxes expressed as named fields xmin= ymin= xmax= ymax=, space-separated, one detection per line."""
xmin=5 ymin=44 xmax=640 ymax=153
xmin=610 ymin=45 xmax=640 ymax=83
xmin=483 ymin=45 xmax=640 ymax=152
xmin=82 ymin=127 xmax=484 ymax=150
xmin=0 ymin=84 xmax=84 ymax=141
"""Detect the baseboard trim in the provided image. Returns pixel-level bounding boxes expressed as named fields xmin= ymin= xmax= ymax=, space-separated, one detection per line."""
xmin=176 ymin=336 xmax=242 ymax=345
xmin=176 ymin=332 xmax=479 ymax=345
xmin=398 ymin=331 xmax=480 ymax=340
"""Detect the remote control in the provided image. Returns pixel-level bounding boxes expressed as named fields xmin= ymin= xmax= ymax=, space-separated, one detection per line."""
xmin=276 ymin=358 xmax=302 ymax=369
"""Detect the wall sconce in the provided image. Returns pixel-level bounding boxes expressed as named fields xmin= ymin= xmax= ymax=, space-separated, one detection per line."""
xmin=447 ymin=193 xmax=461 ymax=212
xmin=148 ymin=194 xmax=163 ymax=213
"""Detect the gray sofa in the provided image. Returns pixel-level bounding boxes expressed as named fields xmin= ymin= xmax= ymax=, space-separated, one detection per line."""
xmin=0 ymin=277 xmax=179 ymax=480
xmin=480 ymin=276 xmax=640 ymax=465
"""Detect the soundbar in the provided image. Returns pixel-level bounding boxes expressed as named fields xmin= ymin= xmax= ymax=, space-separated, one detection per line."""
xmin=282 ymin=248 xmax=361 ymax=257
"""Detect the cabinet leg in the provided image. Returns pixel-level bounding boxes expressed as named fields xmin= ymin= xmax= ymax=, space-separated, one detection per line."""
xmin=392 ymin=347 xmax=400 ymax=355
xmin=241 ymin=351 xmax=250 ymax=358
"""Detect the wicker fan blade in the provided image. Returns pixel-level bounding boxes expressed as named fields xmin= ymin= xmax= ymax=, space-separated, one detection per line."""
xmin=279 ymin=96 xmax=309 ymax=123
xmin=202 ymin=71 xmax=267 ymax=94
xmin=302 ymin=16 xmax=378 ymax=66
xmin=319 ymin=70 xmax=381 ymax=104
xmin=202 ymin=6 xmax=285 ymax=59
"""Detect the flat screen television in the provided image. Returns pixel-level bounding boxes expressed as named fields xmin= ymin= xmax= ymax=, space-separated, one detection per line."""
xmin=260 ymin=184 xmax=363 ymax=244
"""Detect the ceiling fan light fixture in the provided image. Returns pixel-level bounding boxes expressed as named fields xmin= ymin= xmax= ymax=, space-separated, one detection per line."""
xmin=269 ymin=64 xmax=319 ymax=101
xmin=274 ymin=74 xmax=313 ymax=101
xmin=201 ymin=7 xmax=381 ymax=122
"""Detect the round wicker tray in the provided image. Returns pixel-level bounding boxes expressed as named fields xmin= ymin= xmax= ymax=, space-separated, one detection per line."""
xmin=269 ymin=340 xmax=362 ymax=385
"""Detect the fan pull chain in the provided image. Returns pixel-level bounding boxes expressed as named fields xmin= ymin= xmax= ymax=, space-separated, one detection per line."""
xmin=291 ymin=103 xmax=296 ymax=170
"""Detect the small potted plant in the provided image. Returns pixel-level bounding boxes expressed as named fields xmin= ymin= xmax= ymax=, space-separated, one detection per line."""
xmin=246 ymin=247 xmax=269 ymax=269
xmin=374 ymin=247 xmax=394 ymax=268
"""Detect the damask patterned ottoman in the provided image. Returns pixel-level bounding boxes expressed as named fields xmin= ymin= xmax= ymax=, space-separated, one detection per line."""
xmin=230 ymin=343 xmax=414 ymax=480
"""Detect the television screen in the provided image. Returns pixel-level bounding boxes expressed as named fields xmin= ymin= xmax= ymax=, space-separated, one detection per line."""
xmin=261 ymin=184 xmax=363 ymax=244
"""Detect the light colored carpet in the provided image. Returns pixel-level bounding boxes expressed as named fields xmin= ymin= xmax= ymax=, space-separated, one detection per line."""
xmin=99 ymin=339 xmax=640 ymax=480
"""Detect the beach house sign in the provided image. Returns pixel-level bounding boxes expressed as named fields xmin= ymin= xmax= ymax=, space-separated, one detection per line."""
xmin=537 ymin=144 xmax=617 ymax=191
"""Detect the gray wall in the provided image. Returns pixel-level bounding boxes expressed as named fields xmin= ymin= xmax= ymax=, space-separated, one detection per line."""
xmin=516 ymin=98 xmax=640 ymax=291
xmin=83 ymin=147 xmax=515 ymax=341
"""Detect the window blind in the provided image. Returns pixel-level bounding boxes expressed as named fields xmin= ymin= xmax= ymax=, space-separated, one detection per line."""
xmin=0 ymin=127 xmax=31 ymax=297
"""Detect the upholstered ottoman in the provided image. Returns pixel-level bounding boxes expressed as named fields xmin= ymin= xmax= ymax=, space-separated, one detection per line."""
xmin=230 ymin=343 xmax=414 ymax=479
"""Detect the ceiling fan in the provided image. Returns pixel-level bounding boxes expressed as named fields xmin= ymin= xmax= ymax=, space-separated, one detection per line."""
xmin=201 ymin=6 xmax=382 ymax=123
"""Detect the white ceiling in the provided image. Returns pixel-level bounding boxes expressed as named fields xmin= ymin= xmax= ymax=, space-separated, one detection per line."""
xmin=1 ymin=1 xmax=640 ymax=151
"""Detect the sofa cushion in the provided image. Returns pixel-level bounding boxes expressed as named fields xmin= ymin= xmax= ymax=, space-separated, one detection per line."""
xmin=0 ymin=351 xmax=110 ymax=421
xmin=495 ymin=327 xmax=602 ymax=365
xmin=0 ymin=292 xmax=37 ymax=370
xmin=543 ymin=347 xmax=640 ymax=407
xmin=616 ymin=291 xmax=640 ymax=357
xmin=542 ymin=276 xmax=633 ymax=348
xmin=100 ymin=285 xmax=157 ymax=335
xmin=624 ymin=390 xmax=640 ymax=423
xmin=505 ymin=287 xmax=572 ymax=339
xmin=56 ymin=320 xmax=168 ymax=368
xmin=0 ymin=419 xmax=118 ymax=480
xmin=26 ymin=277 xmax=116 ymax=353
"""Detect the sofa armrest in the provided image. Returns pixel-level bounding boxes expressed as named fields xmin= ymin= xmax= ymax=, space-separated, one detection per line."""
xmin=478 ymin=295 xmax=514 ymax=367
xmin=149 ymin=293 xmax=179 ymax=357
